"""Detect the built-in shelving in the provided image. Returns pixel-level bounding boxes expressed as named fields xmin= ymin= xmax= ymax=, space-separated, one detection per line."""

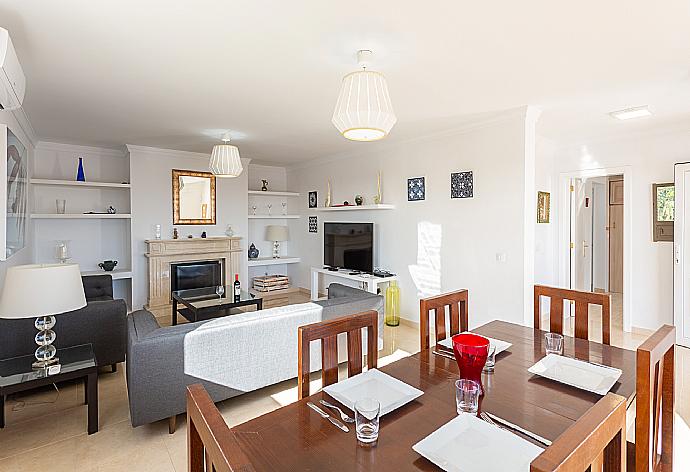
xmin=248 ymin=256 xmax=301 ymax=267
xmin=248 ymin=190 xmax=300 ymax=197
xmin=315 ymin=204 xmax=395 ymax=212
xmin=81 ymin=269 xmax=133 ymax=280
xmin=30 ymin=213 xmax=133 ymax=219
xmin=248 ymin=215 xmax=300 ymax=219
xmin=30 ymin=178 xmax=131 ymax=189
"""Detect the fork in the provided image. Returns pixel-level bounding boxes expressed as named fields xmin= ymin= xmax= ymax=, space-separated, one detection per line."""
xmin=319 ymin=399 xmax=355 ymax=423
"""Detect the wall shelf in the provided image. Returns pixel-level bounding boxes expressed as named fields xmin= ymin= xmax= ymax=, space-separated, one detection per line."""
xmin=81 ymin=269 xmax=133 ymax=280
xmin=31 ymin=178 xmax=131 ymax=189
xmin=315 ymin=204 xmax=395 ymax=212
xmin=248 ymin=215 xmax=300 ymax=219
xmin=30 ymin=213 xmax=132 ymax=219
xmin=248 ymin=256 xmax=301 ymax=267
xmin=248 ymin=190 xmax=300 ymax=197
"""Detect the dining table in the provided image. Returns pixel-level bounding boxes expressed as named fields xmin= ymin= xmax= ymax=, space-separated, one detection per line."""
xmin=229 ymin=320 xmax=637 ymax=470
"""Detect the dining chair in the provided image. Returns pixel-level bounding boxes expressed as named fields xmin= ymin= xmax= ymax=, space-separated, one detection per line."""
xmin=531 ymin=393 xmax=627 ymax=472
xmin=629 ymin=324 xmax=675 ymax=472
xmin=297 ymin=310 xmax=378 ymax=400
xmin=534 ymin=284 xmax=612 ymax=345
xmin=186 ymin=383 xmax=255 ymax=472
xmin=419 ymin=289 xmax=469 ymax=350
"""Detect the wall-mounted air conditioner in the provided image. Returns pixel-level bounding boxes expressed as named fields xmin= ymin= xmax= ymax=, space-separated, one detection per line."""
xmin=0 ymin=27 xmax=25 ymax=110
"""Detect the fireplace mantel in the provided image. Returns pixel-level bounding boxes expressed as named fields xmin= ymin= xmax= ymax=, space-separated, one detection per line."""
xmin=145 ymin=237 xmax=242 ymax=310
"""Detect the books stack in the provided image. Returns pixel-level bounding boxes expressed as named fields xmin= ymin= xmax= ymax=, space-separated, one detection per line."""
xmin=252 ymin=275 xmax=290 ymax=292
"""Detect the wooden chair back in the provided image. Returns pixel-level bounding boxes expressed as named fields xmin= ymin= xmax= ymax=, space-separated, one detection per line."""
xmin=531 ymin=393 xmax=627 ymax=472
xmin=298 ymin=310 xmax=378 ymax=400
xmin=186 ymin=384 xmax=254 ymax=472
xmin=634 ymin=324 xmax=675 ymax=472
xmin=419 ymin=289 xmax=468 ymax=350
xmin=534 ymin=285 xmax=612 ymax=344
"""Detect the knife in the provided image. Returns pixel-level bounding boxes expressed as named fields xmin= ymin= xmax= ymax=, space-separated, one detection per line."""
xmin=485 ymin=412 xmax=552 ymax=446
xmin=307 ymin=401 xmax=350 ymax=432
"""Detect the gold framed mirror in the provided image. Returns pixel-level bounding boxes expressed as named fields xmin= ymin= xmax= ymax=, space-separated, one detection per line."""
xmin=172 ymin=169 xmax=216 ymax=225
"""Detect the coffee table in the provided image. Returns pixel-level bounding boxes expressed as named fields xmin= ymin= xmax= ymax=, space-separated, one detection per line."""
xmin=0 ymin=343 xmax=98 ymax=434
xmin=171 ymin=286 xmax=263 ymax=325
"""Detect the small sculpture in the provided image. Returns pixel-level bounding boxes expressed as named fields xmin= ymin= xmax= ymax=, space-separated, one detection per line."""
xmin=187 ymin=234 xmax=193 ymax=239
xmin=106 ymin=205 xmax=116 ymax=214
xmin=325 ymin=179 xmax=332 ymax=207
xmin=355 ymin=195 xmax=363 ymax=206
xmin=173 ymin=228 xmax=179 ymax=239
xmin=98 ymin=260 xmax=118 ymax=272
xmin=248 ymin=243 xmax=259 ymax=259
xmin=201 ymin=231 xmax=207 ymax=238
xmin=373 ymin=171 xmax=382 ymax=204
xmin=225 ymin=225 xmax=234 ymax=237
xmin=261 ymin=179 xmax=269 ymax=191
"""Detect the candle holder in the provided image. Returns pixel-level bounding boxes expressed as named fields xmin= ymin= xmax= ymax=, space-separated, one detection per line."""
xmin=55 ymin=240 xmax=72 ymax=264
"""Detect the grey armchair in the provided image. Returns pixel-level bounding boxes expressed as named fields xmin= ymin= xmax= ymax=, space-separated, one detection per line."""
xmin=0 ymin=274 xmax=127 ymax=370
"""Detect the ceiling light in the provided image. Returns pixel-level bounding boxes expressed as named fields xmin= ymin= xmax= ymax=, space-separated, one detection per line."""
xmin=609 ymin=106 xmax=652 ymax=120
xmin=332 ymin=50 xmax=397 ymax=142
xmin=209 ymin=132 xmax=243 ymax=178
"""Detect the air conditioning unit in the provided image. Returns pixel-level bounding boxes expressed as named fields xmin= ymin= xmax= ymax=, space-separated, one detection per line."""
xmin=0 ymin=27 xmax=25 ymax=110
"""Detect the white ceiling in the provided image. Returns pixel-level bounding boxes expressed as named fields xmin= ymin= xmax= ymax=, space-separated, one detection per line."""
xmin=1 ymin=1 xmax=690 ymax=163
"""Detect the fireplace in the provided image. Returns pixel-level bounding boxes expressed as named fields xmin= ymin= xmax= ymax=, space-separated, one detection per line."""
xmin=171 ymin=260 xmax=224 ymax=294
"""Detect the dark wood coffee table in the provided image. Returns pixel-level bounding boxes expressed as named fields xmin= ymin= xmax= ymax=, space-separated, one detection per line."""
xmin=171 ymin=286 xmax=263 ymax=325
xmin=0 ymin=343 xmax=98 ymax=434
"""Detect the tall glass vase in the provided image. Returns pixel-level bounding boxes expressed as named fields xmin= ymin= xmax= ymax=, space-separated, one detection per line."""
xmin=385 ymin=281 xmax=400 ymax=327
xmin=76 ymin=157 xmax=85 ymax=182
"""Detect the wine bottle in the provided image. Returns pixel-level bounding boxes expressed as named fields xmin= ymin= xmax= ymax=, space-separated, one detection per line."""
xmin=233 ymin=274 xmax=241 ymax=301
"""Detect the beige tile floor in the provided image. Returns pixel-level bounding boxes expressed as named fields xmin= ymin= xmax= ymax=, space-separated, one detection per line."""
xmin=0 ymin=295 xmax=688 ymax=471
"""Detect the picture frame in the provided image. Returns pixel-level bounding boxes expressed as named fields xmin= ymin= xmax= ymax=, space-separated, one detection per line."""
xmin=537 ymin=191 xmax=550 ymax=224
xmin=0 ymin=124 xmax=28 ymax=260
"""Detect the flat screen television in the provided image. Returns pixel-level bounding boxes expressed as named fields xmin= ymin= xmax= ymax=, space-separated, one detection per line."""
xmin=324 ymin=222 xmax=373 ymax=273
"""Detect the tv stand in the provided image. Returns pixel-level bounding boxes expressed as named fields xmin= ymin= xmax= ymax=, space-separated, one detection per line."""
xmin=310 ymin=267 xmax=399 ymax=300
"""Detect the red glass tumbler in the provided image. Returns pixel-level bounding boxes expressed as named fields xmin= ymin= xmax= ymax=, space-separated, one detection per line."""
xmin=452 ymin=333 xmax=490 ymax=394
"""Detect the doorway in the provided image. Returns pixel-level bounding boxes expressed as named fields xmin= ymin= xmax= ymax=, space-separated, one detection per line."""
xmin=566 ymin=174 xmax=626 ymax=328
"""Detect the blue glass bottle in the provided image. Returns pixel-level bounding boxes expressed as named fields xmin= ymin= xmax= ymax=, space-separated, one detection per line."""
xmin=76 ymin=157 xmax=85 ymax=181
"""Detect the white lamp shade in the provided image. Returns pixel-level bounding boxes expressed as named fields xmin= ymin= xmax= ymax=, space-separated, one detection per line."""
xmin=0 ymin=264 xmax=86 ymax=319
xmin=265 ymin=225 xmax=289 ymax=242
xmin=332 ymin=70 xmax=397 ymax=141
xmin=209 ymin=143 xmax=243 ymax=177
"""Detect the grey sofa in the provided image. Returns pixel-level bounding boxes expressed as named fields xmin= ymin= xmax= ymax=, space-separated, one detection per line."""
xmin=0 ymin=274 xmax=128 ymax=370
xmin=126 ymin=283 xmax=383 ymax=430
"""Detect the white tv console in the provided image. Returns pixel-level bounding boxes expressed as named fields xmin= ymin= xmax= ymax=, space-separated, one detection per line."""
xmin=310 ymin=267 xmax=399 ymax=300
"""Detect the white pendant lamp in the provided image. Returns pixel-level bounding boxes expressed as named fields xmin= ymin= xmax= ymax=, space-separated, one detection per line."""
xmin=209 ymin=132 xmax=243 ymax=177
xmin=332 ymin=50 xmax=397 ymax=142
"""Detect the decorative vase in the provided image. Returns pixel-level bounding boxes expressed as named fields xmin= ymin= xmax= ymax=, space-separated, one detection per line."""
xmin=385 ymin=281 xmax=400 ymax=326
xmin=355 ymin=195 xmax=364 ymax=206
xmin=325 ymin=179 xmax=332 ymax=207
xmin=261 ymin=179 xmax=269 ymax=191
xmin=452 ymin=333 xmax=490 ymax=394
xmin=225 ymin=225 xmax=234 ymax=237
xmin=76 ymin=157 xmax=85 ymax=182
xmin=98 ymin=260 xmax=118 ymax=272
xmin=373 ymin=171 xmax=382 ymax=204
xmin=248 ymin=243 xmax=259 ymax=259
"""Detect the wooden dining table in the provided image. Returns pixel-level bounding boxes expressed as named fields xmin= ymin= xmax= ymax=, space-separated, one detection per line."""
xmin=230 ymin=320 xmax=637 ymax=470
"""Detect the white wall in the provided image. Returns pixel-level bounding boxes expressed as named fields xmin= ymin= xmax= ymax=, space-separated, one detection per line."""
xmin=536 ymin=129 xmax=688 ymax=330
xmin=0 ymin=109 xmax=34 ymax=288
xmin=128 ymin=145 xmax=249 ymax=309
xmin=287 ymin=109 xmax=535 ymax=327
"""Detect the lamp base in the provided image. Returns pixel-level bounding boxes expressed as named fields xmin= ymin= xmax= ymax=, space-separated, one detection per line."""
xmin=32 ymin=357 xmax=59 ymax=370
xmin=272 ymin=241 xmax=281 ymax=259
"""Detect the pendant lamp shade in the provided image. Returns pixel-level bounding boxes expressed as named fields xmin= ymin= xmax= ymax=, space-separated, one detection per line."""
xmin=332 ymin=52 xmax=396 ymax=142
xmin=210 ymin=141 xmax=243 ymax=178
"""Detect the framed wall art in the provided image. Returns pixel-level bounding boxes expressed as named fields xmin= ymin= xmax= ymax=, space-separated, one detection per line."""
xmin=537 ymin=191 xmax=550 ymax=223
xmin=0 ymin=125 xmax=28 ymax=260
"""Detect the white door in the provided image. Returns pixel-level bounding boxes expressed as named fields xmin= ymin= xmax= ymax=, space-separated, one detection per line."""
xmin=571 ymin=178 xmax=593 ymax=291
xmin=674 ymin=163 xmax=690 ymax=347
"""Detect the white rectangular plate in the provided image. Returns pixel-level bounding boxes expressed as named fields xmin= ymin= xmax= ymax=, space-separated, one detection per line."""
xmin=413 ymin=413 xmax=544 ymax=472
xmin=322 ymin=369 xmax=423 ymax=416
xmin=527 ymin=354 xmax=622 ymax=395
xmin=438 ymin=332 xmax=512 ymax=354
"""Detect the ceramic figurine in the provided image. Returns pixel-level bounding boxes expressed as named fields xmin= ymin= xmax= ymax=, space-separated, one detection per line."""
xmin=355 ymin=195 xmax=363 ymax=205
xmin=248 ymin=243 xmax=259 ymax=259
xmin=187 ymin=234 xmax=193 ymax=239
xmin=106 ymin=205 xmax=116 ymax=214
xmin=173 ymin=228 xmax=179 ymax=239
xmin=201 ymin=231 xmax=207 ymax=238
xmin=261 ymin=179 xmax=269 ymax=191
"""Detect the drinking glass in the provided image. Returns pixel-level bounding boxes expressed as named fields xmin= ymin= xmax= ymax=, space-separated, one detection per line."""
xmin=56 ymin=199 xmax=66 ymax=214
xmin=452 ymin=333 xmax=490 ymax=392
xmin=455 ymin=379 xmax=480 ymax=414
xmin=355 ymin=398 xmax=380 ymax=444
xmin=483 ymin=344 xmax=497 ymax=372
xmin=216 ymin=285 xmax=225 ymax=298
xmin=545 ymin=332 xmax=564 ymax=355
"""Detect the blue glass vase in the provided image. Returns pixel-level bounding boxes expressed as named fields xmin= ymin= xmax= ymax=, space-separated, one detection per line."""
xmin=76 ymin=157 xmax=85 ymax=181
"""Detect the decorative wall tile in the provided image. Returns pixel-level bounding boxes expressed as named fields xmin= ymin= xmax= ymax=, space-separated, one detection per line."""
xmin=451 ymin=171 xmax=473 ymax=199
xmin=308 ymin=191 xmax=317 ymax=208
xmin=407 ymin=177 xmax=425 ymax=201
xmin=308 ymin=216 xmax=318 ymax=233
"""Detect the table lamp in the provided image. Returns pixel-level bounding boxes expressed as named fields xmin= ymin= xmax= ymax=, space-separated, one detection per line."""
xmin=265 ymin=225 xmax=289 ymax=259
xmin=0 ymin=263 xmax=86 ymax=369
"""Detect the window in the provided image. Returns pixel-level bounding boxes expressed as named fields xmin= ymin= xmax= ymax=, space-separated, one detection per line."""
xmin=653 ymin=183 xmax=674 ymax=242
